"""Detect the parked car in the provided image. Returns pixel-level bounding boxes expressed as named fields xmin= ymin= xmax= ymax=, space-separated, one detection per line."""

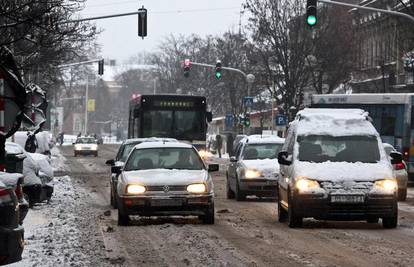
xmin=5 ymin=142 xmax=53 ymax=207
xmin=112 ymin=141 xmax=218 ymax=225
xmin=105 ymin=138 xmax=177 ymax=209
xmin=227 ymin=135 xmax=284 ymax=200
xmin=277 ymin=108 xmax=400 ymax=228
xmin=0 ymin=173 xmax=25 ymax=266
xmin=383 ymin=143 xmax=408 ymax=201
xmin=74 ymin=137 xmax=98 ymax=157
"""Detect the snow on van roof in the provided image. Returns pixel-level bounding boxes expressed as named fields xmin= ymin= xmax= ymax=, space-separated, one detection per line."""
xmin=241 ymin=135 xmax=285 ymax=144
xmin=295 ymin=108 xmax=379 ymax=136
xmin=134 ymin=141 xmax=193 ymax=150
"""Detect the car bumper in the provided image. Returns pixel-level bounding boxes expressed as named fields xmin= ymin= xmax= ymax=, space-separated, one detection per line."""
xmin=239 ymin=179 xmax=278 ymax=197
xmin=119 ymin=194 xmax=214 ymax=216
xmin=0 ymin=225 xmax=24 ymax=265
xmin=293 ymin=193 xmax=397 ymax=220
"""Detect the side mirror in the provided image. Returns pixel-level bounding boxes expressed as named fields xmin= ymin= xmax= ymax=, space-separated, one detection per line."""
xmin=390 ymin=151 xmax=403 ymax=164
xmin=111 ymin=166 xmax=122 ymax=174
xmin=278 ymin=151 xmax=292 ymax=166
xmin=208 ymin=164 xmax=219 ymax=172
xmin=106 ymin=159 xmax=115 ymax=166
xmin=230 ymin=156 xmax=237 ymax=162
xmin=72 ymin=142 xmax=76 ymax=145
xmin=206 ymin=112 xmax=213 ymax=122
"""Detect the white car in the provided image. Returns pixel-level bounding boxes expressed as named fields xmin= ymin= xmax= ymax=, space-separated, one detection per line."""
xmin=74 ymin=137 xmax=98 ymax=157
xmin=383 ymin=143 xmax=408 ymax=201
xmin=112 ymin=141 xmax=218 ymax=225
xmin=227 ymin=135 xmax=285 ymax=200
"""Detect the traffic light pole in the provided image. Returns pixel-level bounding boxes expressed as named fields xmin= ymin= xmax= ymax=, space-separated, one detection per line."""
xmin=190 ymin=61 xmax=249 ymax=79
xmin=318 ymin=0 xmax=414 ymax=23
xmin=58 ymin=59 xmax=103 ymax=136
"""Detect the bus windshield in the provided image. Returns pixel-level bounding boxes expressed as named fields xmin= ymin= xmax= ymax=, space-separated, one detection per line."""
xmin=142 ymin=110 xmax=204 ymax=140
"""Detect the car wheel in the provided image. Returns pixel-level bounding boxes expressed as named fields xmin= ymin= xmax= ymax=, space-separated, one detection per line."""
xmin=367 ymin=218 xmax=379 ymax=223
xmin=200 ymin=203 xmax=215 ymax=224
xmin=95 ymin=152 xmax=98 ymax=157
xmin=398 ymin=188 xmax=407 ymax=201
xmin=277 ymin=188 xmax=288 ymax=222
xmin=117 ymin=196 xmax=130 ymax=226
xmin=287 ymin=190 xmax=302 ymax=228
xmin=226 ymin=173 xmax=235 ymax=199
xmin=382 ymin=215 xmax=398 ymax=229
xmin=235 ymin=179 xmax=245 ymax=201
xmin=74 ymin=152 xmax=77 ymax=157
xmin=110 ymin=186 xmax=117 ymax=209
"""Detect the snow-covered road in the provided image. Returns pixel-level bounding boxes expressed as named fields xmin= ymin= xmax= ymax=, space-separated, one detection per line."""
xmin=10 ymin=145 xmax=414 ymax=267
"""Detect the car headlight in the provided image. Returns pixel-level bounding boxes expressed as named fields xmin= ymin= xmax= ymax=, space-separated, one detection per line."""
xmin=374 ymin=179 xmax=397 ymax=192
xmin=74 ymin=145 xmax=81 ymax=150
xmin=126 ymin=184 xmax=146 ymax=194
xmin=187 ymin=183 xmax=206 ymax=193
xmin=245 ymin=169 xmax=261 ymax=179
xmin=295 ymin=178 xmax=320 ymax=193
xmin=91 ymin=145 xmax=98 ymax=150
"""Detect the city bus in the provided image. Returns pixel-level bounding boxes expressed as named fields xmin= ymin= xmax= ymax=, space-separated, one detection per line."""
xmin=311 ymin=93 xmax=414 ymax=181
xmin=128 ymin=94 xmax=212 ymax=150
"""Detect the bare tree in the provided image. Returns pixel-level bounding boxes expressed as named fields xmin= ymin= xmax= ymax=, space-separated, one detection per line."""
xmin=244 ymin=0 xmax=313 ymax=110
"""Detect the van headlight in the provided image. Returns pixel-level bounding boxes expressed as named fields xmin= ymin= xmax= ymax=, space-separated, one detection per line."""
xmin=295 ymin=178 xmax=320 ymax=193
xmin=374 ymin=179 xmax=397 ymax=193
xmin=187 ymin=183 xmax=206 ymax=193
xmin=198 ymin=150 xmax=211 ymax=158
xmin=126 ymin=184 xmax=146 ymax=194
xmin=245 ymin=169 xmax=261 ymax=179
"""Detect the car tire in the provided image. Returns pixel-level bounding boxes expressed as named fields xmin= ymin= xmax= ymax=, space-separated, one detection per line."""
xmin=382 ymin=216 xmax=398 ymax=229
xmin=95 ymin=152 xmax=98 ymax=157
xmin=117 ymin=197 xmax=130 ymax=226
xmin=200 ymin=204 xmax=215 ymax=224
xmin=226 ymin=173 xmax=235 ymax=199
xmin=398 ymin=189 xmax=407 ymax=201
xmin=367 ymin=218 xmax=379 ymax=223
xmin=235 ymin=179 xmax=245 ymax=201
xmin=287 ymin=190 xmax=302 ymax=228
xmin=74 ymin=152 xmax=77 ymax=157
xmin=110 ymin=186 xmax=117 ymax=209
xmin=277 ymin=188 xmax=288 ymax=222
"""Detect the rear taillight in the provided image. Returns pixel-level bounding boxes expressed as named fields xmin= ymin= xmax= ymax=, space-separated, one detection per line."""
xmin=0 ymin=188 xmax=11 ymax=204
xmin=15 ymin=184 xmax=23 ymax=199
xmin=403 ymin=147 xmax=409 ymax=162
xmin=0 ymin=164 xmax=4 ymax=172
xmin=395 ymin=162 xmax=406 ymax=170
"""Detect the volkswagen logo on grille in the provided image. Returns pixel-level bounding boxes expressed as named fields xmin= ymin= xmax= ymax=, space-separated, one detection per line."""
xmin=163 ymin=185 xmax=170 ymax=193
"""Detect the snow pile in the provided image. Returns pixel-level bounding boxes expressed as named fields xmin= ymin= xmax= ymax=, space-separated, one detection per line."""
xmin=50 ymin=146 xmax=68 ymax=173
xmin=10 ymin=176 xmax=93 ymax=267
xmin=12 ymin=131 xmax=51 ymax=154
xmin=295 ymin=108 xmax=378 ymax=136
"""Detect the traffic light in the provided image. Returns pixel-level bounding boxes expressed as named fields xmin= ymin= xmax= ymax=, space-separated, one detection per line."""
xmin=215 ymin=60 xmax=222 ymax=79
xmin=306 ymin=0 xmax=317 ymax=27
xmin=183 ymin=59 xmax=191 ymax=78
xmin=138 ymin=6 xmax=147 ymax=38
xmin=244 ymin=113 xmax=251 ymax=127
xmin=98 ymin=59 xmax=104 ymax=75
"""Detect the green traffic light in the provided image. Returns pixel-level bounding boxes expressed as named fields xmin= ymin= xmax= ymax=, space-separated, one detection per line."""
xmin=215 ymin=72 xmax=222 ymax=79
xmin=307 ymin=15 xmax=317 ymax=26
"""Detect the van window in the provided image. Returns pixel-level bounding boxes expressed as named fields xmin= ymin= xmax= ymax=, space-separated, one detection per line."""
xmin=297 ymin=135 xmax=380 ymax=163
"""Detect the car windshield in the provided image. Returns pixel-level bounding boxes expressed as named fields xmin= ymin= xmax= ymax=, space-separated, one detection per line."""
xmin=297 ymin=135 xmax=380 ymax=163
xmin=76 ymin=138 xmax=95 ymax=144
xmin=243 ymin=143 xmax=283 ymax=160
xmin=124 ymin=147 xmax=204 ymax=171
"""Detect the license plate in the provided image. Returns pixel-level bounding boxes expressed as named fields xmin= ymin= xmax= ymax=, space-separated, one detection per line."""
xmin=83 ymin=147 xmax=90 ymax=150
xmin=331 ymin=195 xmax=365 ymax=203
xmin=151 ymin=199 xmax=182 ymax=207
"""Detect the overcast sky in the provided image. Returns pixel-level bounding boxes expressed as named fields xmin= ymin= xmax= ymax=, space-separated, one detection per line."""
xmin=80 ymin=0 xmax=247 ymax=62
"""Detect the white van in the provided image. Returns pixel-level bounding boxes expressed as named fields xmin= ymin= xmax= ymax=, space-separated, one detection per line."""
xmin=277 ymin=108 xmax=400 ymax=228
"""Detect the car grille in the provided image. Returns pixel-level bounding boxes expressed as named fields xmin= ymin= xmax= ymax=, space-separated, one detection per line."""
xmin=320 ymin=181 xmax=373 ymax=194
xmin=146 ymin=185 xmax=187 ymax=192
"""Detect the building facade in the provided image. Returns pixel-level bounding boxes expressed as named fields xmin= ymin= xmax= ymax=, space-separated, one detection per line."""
xmin=351 ymin=0 xmax=414 ymax=93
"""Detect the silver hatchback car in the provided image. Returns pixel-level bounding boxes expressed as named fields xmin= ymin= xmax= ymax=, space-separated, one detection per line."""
xmin=112 ymin=142 xmax=218 ymax=225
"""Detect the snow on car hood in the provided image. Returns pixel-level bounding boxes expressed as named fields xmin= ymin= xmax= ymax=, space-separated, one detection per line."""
xmin=294 ymin=161 xmax=394 ymax=182
xmin=0 ymin=172 xmax=24 ymax=187
xmin=123 ymin=169 xmax=207 ymax=185
xmin=242 ymin=159 xmax=280 ymax=175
